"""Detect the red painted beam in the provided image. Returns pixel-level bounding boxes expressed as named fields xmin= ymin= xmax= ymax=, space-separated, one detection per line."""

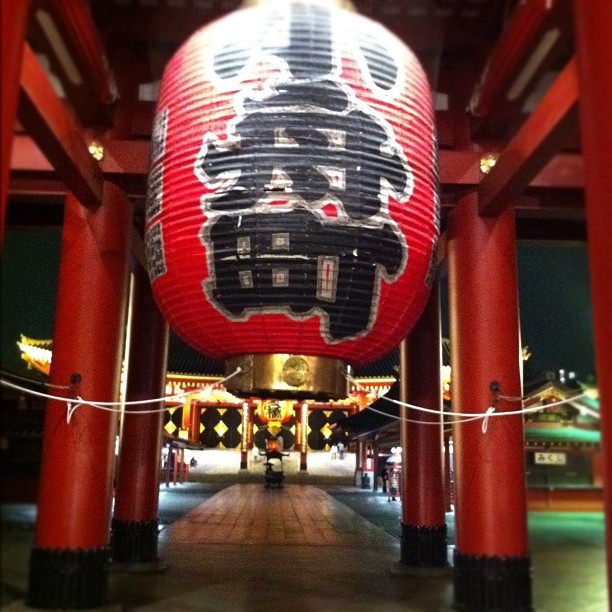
xmin=46 ymin=0 xmax=116 ymax=105
xmin=101 ymin=139 xmax=151 ymax=175
xmin=9 ymin=133 xmax=586 ymax=206
xmin=9 ymin=135 xmax=52 ymax=172
xmin=1 ymin=0 xmax=32 ymax=248
xmin=531 ymin=153 xmax=583 ymax=190
xmin=469 ymin=0 xmax=568 ymax=118
xmin=440 ymin=151 xmax=482 ymax=187
xmin=7 ymin=140 xmax=585 ymax=216
xmin=9 ymin=135 xmax=482 ymax=188
xmin=572 ymin=1 xmax=612 ymax=607
xmin=478 ymin=58 xmax=579 ymax=217
xmin=18 ymin=44 xmax=104 ymax=208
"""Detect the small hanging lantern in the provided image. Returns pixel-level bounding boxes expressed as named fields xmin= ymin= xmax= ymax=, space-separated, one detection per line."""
xmin=258 ymin=399 xmax=293 ymax=437
xmin=145 ymin=0 xmax=440 ymax=400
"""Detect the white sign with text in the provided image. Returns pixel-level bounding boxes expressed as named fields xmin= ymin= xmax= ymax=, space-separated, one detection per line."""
xmin=534 ymin=452 xmax=567 ymax=465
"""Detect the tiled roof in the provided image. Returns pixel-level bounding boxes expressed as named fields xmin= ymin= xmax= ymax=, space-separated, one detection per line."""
xmin=525 ymin=427 xmax=600 ymax=444
xmin=334 ymin=381 xmax=399 ymax=435
xmin=353 ymin=347 xmax=398 ymax=378
xmin=167 ymin=337 xmax=450 ymax=380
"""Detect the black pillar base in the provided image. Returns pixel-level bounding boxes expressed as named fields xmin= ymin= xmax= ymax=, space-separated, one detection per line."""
xmin=240 ymin=460 xmax=248 ymax=469
xmin=453 ymin=549 xmax=532 ymax=611
xmin=400 ymin=523 xmax=447 ymax=567
xmin=27 ymin=546 xmax=110 ymax=609
xmin=110 ymin=518 xmax=159 ymax=564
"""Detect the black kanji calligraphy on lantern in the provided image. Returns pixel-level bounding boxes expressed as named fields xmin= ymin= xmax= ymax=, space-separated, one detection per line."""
xmin=202 ymin=209 xmax=404 ymax=342
xmin=147 ymin=0 xmax=439 ymax=377
xmin=196 ymin=79 xmax=412 ymax=221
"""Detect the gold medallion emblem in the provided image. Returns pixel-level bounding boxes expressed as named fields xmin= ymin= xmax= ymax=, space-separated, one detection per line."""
xmin=282 ymin=356 xmax=310 ymax=387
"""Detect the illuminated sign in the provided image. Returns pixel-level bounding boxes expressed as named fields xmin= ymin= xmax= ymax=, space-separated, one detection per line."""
xmin=534 ymin=452 xmax=567 ymax=466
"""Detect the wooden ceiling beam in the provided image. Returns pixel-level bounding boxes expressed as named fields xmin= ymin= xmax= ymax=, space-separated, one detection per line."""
xmin=29 ymin=0 xmax=117 ymax=126
xmin=18 ymin=44 xmax=104 ymax=208
xmin=469 ymin=0 xmax=574 ymax=139
xmin=9 ymin=136 xmax=484 ymax=187
xmin=478 ymin=58 xmax=579 ymax=218
xmin=469 ymin=0 xmax=555 ymax=118
xmin=10 ymin=133 xmax=585 ymax=199
xmin=531 ymin=153 xmax=583 ymax=190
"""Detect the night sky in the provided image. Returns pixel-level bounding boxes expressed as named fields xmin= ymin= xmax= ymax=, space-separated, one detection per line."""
xmin=0 ymin=227 xmax=596 ymax=383
xmin=439 ymin=242 xmax=595 ymax=383
xmin=516 ymin=243 xmax=595 ymax=381
xmin=1 ymin=228 xmax=62 ymax=378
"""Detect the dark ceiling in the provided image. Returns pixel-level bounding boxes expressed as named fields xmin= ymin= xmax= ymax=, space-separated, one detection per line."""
xmin=11 ymin=0 xmax=583 ymax=241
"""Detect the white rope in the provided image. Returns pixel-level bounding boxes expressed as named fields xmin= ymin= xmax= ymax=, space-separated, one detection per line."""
xmin=76 ymin=367 xmax=242 ymax=407
xmin=0 ymin=370 xmax=70 ymax=390
xmin=349 ymin=374 xmax=591 ymax=420
xmin=1 ymin=367 xmax=596 ymax=433
xmin=364 ymin=403 xmax=485 ymax=426
xmin=481 ymin=406 xmax=496 ymax=433
xmin=0 ymin=368 xmax=242 ymax=418
xmin=378 ymin=387 xmax=588 ymax=418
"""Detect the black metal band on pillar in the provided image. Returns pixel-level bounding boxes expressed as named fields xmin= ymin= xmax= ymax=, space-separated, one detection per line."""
xmin=400 ymin=523 xmax=448 ymax=567
xmin=27 ymin=546 xmax=110 ymax=609
xmin=110 ymin=518 xmax=159 ymax=564
xmin=453 ymin=550 xmax=532 ymax=611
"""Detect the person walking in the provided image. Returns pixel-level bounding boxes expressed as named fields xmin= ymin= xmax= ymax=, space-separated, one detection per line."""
xmin=337 ymin=440 xmax=345 ymax=460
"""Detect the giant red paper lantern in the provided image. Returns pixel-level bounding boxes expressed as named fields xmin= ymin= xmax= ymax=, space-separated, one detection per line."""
xmin=145 ymin=1 xmax=439 ymax=399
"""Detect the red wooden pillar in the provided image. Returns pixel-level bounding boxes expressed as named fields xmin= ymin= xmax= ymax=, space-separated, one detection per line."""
xmin=447 ymin=194 xmax=530 ymax=611
xmin=593 ymin=451 xmax=604 ymax=489
xmin=572 ymin=4 xmax=612 ymax=607
xmin=400 ymin=283 xmax=447 ymax=568
xmin=111 ymin=265 xmax=169 ymax=565
xmin=1 ymin=0 xmax=31 ymax=248
xmin=189 ymin=398 xmax=201 ymax=444
xmin=27 ymin=184 xmax=132 ymax=609
xmin=240 ymin=401 xmax=249 ymax=469
xmin=247 ymin=403 xmax=254 ymax=450
xmin=300 ymin=403 xmax=308 ymax=470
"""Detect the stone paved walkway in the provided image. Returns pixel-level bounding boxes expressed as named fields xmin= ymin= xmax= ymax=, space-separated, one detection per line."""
xmin=164 ymin=484 xmax=397 ymax=547
xmin=1 ymin=477 xmax=607 ymax=611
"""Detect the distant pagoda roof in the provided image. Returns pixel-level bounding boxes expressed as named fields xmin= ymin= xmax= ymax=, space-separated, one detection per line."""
xmin=16 ymin=331 xmax=401 ymax=381
xmin=16 ymin=334 xmax=53 ymax=376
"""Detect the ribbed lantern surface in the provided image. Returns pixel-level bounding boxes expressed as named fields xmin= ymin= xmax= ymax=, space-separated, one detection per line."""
xmin=145 ymin=2 xmax=439 ymax=375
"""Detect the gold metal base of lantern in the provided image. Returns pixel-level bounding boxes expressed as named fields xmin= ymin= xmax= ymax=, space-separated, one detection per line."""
xmin=225 ymin=354 xmax=349 ymax=401
xmin=241 ymin=0 xmax=355 ymax=10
